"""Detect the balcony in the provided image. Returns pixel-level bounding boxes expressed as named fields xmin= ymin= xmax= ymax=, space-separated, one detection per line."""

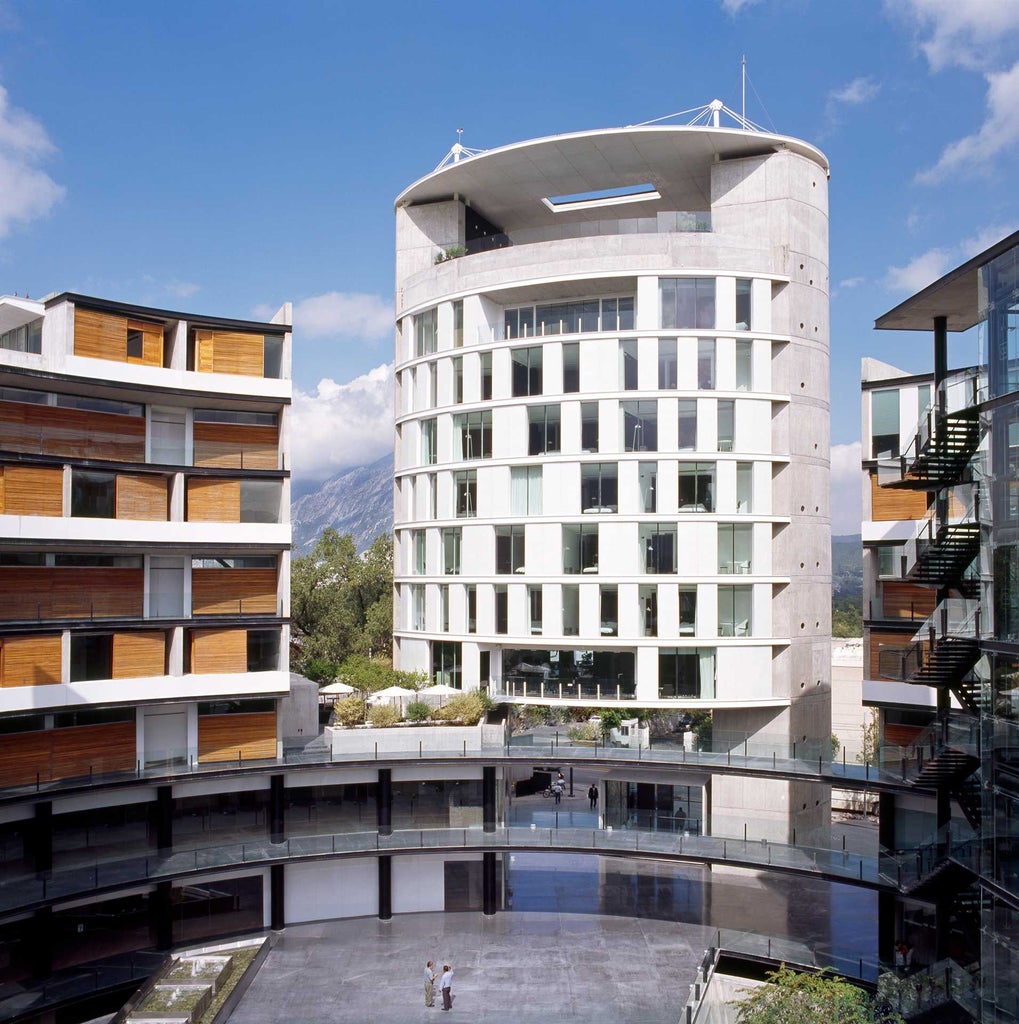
xmin=493 ymin=677 xmax=636 ymax=702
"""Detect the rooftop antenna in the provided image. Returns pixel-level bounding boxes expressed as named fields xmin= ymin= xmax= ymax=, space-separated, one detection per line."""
xmin=433 ymin=128 xmax=487 ymax=173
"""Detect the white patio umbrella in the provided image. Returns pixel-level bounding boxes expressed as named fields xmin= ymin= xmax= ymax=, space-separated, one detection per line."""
xmin=371 ymin=684 xmax=417 ymax=711
xmin=418 ymin=682 xmax=461 ymax=705
xmin=319 ymin=681 xmax=355 ymax=696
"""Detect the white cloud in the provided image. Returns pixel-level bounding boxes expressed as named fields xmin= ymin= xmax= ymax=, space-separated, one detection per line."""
xmin=829 ymin=77 xmax=880 ymax=107
xmin=166 ymin=280 xmax=200 ymax=299
xmin=837 ymin=277 xmax=865 ymax=290
xmin=720 ymin=0 xmax=761 ymax=13
xmin=918 ymin=60 xmax=1019 ymax=182
xmin=830 ymin=441 xmax=863 ymax=535
xmin=290 ymin=363 xmax=394 ymax=482
xmin=885 ymin=219 xmax=1019 ymax=292
xmin=259 ymin=291 xmax=392 ymax=342
xmin=890 ymin=0 xmax=1019 ymax=72
xmin=0 ymin=84 xmax=64 ymax=238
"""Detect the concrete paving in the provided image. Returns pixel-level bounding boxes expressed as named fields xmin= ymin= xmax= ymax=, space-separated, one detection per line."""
xmin=225 ymin=911 xmax=715 ymax=1024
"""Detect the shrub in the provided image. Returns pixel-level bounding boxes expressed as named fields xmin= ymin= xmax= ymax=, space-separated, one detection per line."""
xmin=368 ymin=703 xmax=400 ymax=728
xmin=406 ymin=701 xmax=432 ymax=723
xmin=432 ymin=692 xmax=485 ymax=726
xmin=567 ymin=721 xmax=601 ymax=742
xmin=598 ymin=708 xmax=625 ymax=737
xmin=333 ymin=696 xmax=366 ymax=727
xmin=305 ymin=657 xmax=339 ymax=683
xmin=434 ymin=245 xmax=468 ymax=264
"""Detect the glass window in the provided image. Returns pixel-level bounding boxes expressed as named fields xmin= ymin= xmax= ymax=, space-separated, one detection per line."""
xmin=494 ymin=585 xmax=508 ymax=634
xmin=641 ymin=523 xmax=677 ymax=573
xmin=263 ymin=336 xmax=283 ymax=379
xmin=600 ymin=587 xmax=618 ymax=636
xmin=918 ymin=383 xmax=932 ymax=416
xmin=126 ymin=329 xmax=144 ymax=359
xmin=562 ymin=584 xmax=579 ymax=635
xmin=528 ymin=405 xmax=561 ymax=455
xmin=622 ymin=401 xmax=658 ymax=452
xmin=660 ymin=278 xmax=715 ymax=330
xmin=736 ymin=463 xmax=753 ymax=513
xmin=495 ymin=525 xmax=525 ymax=574
xmin=422 ymin=418 xmax=437 ymax=465
xmin=718 ymin=586 xmax=752 ymax=636
xmin=0 ymin=318 xmax=42 ymax=354
xmin=194 ymin=409 xmax=277 ymax=427
xmin=718 ymin=524 xmax=752 ymax=574
xmin=581 ymin=463 xmax=618 ymax=513
xmin=413 ymin=530 xmax=426 ymax=574
xmin=511 ymin=466 xmax=543 ymax=515
xmin=679 ymin=587 xmax=697 ymax=635
xmin=415 ymin=308 xmax=437 ymax=356
xmin=581 ymin=402 xmax=599 ymax=452
xmin=440 ymin=585 xmax=449 ymax=632
xmin=504 ymin=306 xmax=535 ymax=340
xmin=240 ymin=480 xmax=281 ymax=523
xmin=529 ymin=586 xmax=542 ymax=635
xmin=536 ymin=300 xmax=598 ymax=336
xmin=659 ymin=649 xmax=714 ymax=699
xmin=876 ymin=543 xmax=901 ymax=578
xmin=602 ymin=297 xmax=634 ymax=331
xmin=455 ymin=470 xmax=476 ymax=517
xmin=71 ymin=470 xmax=116 ymax=518
xmin=466 ymin=585 xmax=476 ymax=633
xmin=620 ymin=341 xmax=638 ymax=390
xmin=454 ymin=410 xmax=492 ymax=459
xmin=453 ymin=357 xmax=464 ymax=403
xmin=442 ymin=527 xmax=461 ymax=574
xmin=481 ymin=352 xmax=492 ymax=400
xmin=512 ymin=347 xmax=543 ymax=397
xmin=679 ymin=463 xmax=715 ymax=512
xmin=563 ymin=343 xmax=580 ymax=393
xmin=453 ymin=300 xmax=463 ymax=348
xmin=640 ymin=585 xmax=658 ymax=637
xmin=247 ymin=629 xmax=280 ymax=671
xmin=658 ymin=339 xmax=677 ymax=389
xmin=412 ymin=585 xmax=425 ymax=630
xmin=432 ymin=639 xmax=461 ymax=687
xmin=70 ymin=633 xmax=112 ymax=681
xmin=678 ymin=400 xmax=697 ymax=450
xmin=717 ymin=400 xmax=734 ymax=452
xmin=735 ymin=279 xmax=752 ymax=330
xmin=871 ymin=389 xmax=900 ymax=459
xmin=639 ymin=462 xmax=657 ymax=513
xmin=736 ymin=339 xmax=752 ymax=391
xmin=697 ymin=339 xmax=715 ymax=389
xmin=563 ymin=523 xmax=598 ymax=574
xmin=428 ymin=472 xmax=437 ymax=520
xmin=429 ymin=363 xmax=437 ymax=406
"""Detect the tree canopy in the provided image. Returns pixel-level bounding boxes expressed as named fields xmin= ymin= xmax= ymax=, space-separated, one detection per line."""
xmin=733 ymin=967 xmax=903 ymax=1024
xmin=290 ymin=530 xmax=393 ymax=676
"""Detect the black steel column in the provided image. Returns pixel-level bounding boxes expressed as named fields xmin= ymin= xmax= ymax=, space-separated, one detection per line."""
xmin=31 ymin=801 xmax=52 ymax=875
xmin=877 ymin=892 xmax=896 ymax=964
xmin=155 ymin=785 xmax=172 ymax=852
xmin=270 ymin=864 xmax=285 ymax=930
xmin=482 ymin=852 xmax=497 ymax=916
xmin=933 ymin=315 xmax=948 ymax=389
xmin=30 ymin=908 xmax=52 ymax=979
xmin=482 ymin=766 xmax=496 ymax=833
xmin=270 ymin=774 xmax=285 ymax=844
xmin=378 ymin=855 xmax=392 ymax=920
xmin=377 ymin=768 xmax=392 ymax=836
xmin=153 ymin=880 xmax=173 ymax=950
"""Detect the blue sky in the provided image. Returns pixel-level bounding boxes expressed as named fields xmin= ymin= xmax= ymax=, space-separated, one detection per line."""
xmin=1 ymin=0 xmax=1017 ymax=530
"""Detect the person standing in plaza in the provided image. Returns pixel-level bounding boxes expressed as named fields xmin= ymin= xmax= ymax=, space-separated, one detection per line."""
xmin=553 ymin=775 xmax=563 ymax=804
xmin=424 ymin=960 xmax=437 ymax=1007
xmin=588 ymin=783 xmax=598 ymax=810
xmin=440 ymin=964 xmax=454 ymax=1010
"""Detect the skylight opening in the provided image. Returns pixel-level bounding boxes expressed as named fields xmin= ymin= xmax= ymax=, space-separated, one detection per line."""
xmin=542 ymin=183 xmax=660 ymax=214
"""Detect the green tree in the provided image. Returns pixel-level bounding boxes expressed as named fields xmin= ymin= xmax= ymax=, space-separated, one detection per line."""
xmin=290 ymin=530 xmax=393 ymax=674
xmin=733 ymin=966 xmax=903 ymax=1024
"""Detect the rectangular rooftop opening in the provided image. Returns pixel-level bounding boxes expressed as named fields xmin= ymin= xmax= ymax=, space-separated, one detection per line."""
xmin=543 ymin=184 xmax=660 ymax=213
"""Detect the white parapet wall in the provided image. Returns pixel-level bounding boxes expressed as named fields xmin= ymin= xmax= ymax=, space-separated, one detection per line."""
xmin=327 ymin=723 xmax=505 ymax=757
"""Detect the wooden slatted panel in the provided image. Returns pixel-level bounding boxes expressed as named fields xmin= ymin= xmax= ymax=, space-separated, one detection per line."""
xmin=1 ymin=465 xmax=63 ymax=516
xmin=868 ymin=630 xmax=917 ymax=681
xmin=191 ymin=568 xmax=277 ymax=615
xmin=194 ymin=330 xmax=264 ymax=378
xmin=192 ymin=422 xmax=279 ymax=470
xmin=881 ymin=582 xmax=937 ymax=620
xmin=870 ymin=472 xmax=931 ymax=522
xmin=191 ymin=628 xmax=247 ymax=674
xmin=0 ymin=401 xmax=145 ymax=461
xmin=127 ymin=319 xmax=163 ymax=366
xmin=116 ymin=474 xmax=168 ymax=521
xmin=0 ymin=568 xmax=144 ymax=620
xmin=0 ymin=723 xmax=135 ymax=787
xmin=196 ymin=334 xmax=215 ymax=373
xmin=112 ymin=631 xmax=165 ymax=678
xmin=186 ymin=478 xmax=241 ymax=522
xmin=51 ymin=722 xmax=135 ymax=780
xmin=884 ymin=723 xmax=925 ymax=748
xmin=198 ymin=711 xmax=276 ymax=763
xmin=74 ymin=308 xmax=127 ymax=361
xmin=1 ymin=635 xmax=62 ymax=687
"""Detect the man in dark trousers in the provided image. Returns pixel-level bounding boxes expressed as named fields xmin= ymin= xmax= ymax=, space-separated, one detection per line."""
xmin=588 ymin=783 xmax=598 ymax=810
xmin=440 ymin=964 xmax=454 ymax=1010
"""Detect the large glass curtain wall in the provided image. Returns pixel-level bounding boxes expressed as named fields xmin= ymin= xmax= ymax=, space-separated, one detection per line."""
xmin=982 ymin=243 xmax=1019 ymax=400
xmin=660 ymin=279 xmax=715 ymax=330
xmin=505 ymin=297 xmax=633 ymax=339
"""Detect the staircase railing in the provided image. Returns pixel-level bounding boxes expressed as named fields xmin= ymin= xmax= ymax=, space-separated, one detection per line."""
xmin=899 ymin=483 xmax=980 ymax=581
xmin=877 ymin=597 xmax=982 ymax=682
xmin=879 ymin=819 xmax=982 ymax=890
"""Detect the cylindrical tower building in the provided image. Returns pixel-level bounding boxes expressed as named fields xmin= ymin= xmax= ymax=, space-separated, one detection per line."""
xmin=393 ymin=113 xmax=831 ymax=841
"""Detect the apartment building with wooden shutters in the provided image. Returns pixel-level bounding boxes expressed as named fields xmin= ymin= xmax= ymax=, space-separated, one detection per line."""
xmin=0 ymin=292 xmax=291 ymax=786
